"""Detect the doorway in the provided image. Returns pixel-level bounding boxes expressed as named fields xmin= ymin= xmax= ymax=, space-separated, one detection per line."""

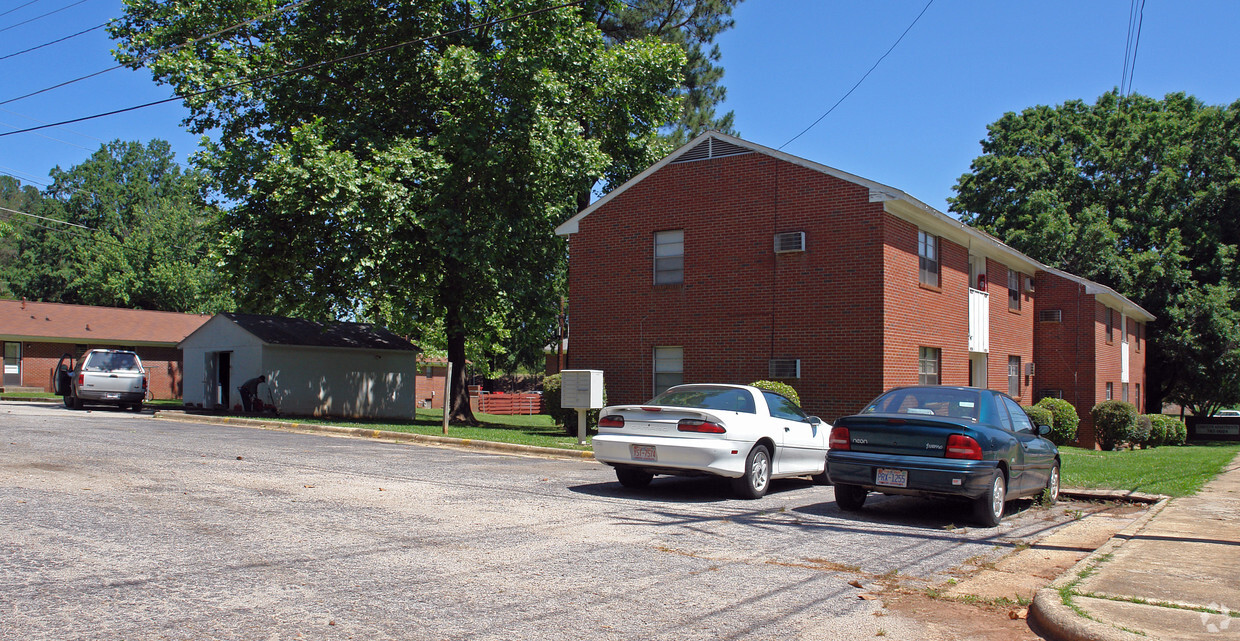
xmin=969 ymin=353 xmax=987 ymax=389
xmin=3 ymin=342 xmax=20 ymax=387
xmin=208 ymin=351 xmax=232 ymax=408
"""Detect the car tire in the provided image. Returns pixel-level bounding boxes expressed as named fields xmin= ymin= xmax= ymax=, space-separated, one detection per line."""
xmin=130 ymin=402 xmax=143 ymax=413
xmin=834 ymin=483 xmax=868 ymax=511
xmin=63 ymin=395 xmax=74 ymax=409
xmin=1044 ymin=463 xmax=1060 ymax=504
xmin=974 ymin=471 xmax=1007 ymax=527
xmin=731 ymin=444 xmax=772 ymax=499
xmin=615 ymin=467 xmax=653 ymax=489
xmin=70 ymin=395 xmax=83 ymax=410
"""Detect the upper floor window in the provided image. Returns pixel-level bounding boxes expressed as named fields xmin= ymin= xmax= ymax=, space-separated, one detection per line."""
xmin=1105 ymin=308 xmax=1115 ymax=343
xmin=919 ymin=347 xmax=940 ymax=385
xmin=1007 ymin=268 xmax=1021 ymax=311
xmin=1136 ymin=323 xmax=1142 ymax=352
xmin=918 ymin=231 xmax=939 ymax=287
xmin=653 ymin=230 xmax=684 ymax=285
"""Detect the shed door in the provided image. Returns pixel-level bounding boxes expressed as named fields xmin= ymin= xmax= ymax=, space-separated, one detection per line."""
xmin=3 ymin=342 xmax=20 ymax=387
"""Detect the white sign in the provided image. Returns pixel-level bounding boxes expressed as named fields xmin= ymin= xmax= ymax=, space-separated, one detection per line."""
xmin=561 ymin=369 xmax=604 ymax=409
xmin=1197 ymin=424 xmax=1240 ymax=436
xmin=3 ymin=365 xmax=17 ymax=375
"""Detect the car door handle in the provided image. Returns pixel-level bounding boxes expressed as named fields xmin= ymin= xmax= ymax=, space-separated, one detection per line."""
xmin=784 ymin=427 xmax=790 ymax=432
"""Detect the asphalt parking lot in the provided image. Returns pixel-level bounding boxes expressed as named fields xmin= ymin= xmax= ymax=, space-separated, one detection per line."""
xmin=1 ymin=401 xmax=1109 ymax=640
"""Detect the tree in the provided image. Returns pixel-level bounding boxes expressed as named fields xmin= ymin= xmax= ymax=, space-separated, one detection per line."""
xmin=950 ymin=91 xmax=1240 ymax=414
xmin=1 ymin=141 xmax=231 ymax=313
xmin=0 ymin=175 xmax=47 ymax=297
xmin=111 ymin=0 xmax=684 ymax=423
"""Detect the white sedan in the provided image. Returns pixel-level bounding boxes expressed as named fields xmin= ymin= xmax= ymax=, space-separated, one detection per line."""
xmin=592 ymin=384 xmax=832 ymax=499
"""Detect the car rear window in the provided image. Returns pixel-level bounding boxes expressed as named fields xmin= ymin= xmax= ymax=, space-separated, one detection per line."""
xmin=863 ymin=388 xmax=980 ymax=421
xmin=83 ymin=352 xmax=142 ymax=373
xmin=648 ymin=386 xmax=757 ymax=414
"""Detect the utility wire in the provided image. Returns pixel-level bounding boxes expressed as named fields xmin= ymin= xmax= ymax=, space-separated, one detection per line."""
xmin=0 ymin=0 xmax=46 ymax=20
xmin=0 ymin=21 xmax=108 ymax=61
xmin=779 ymin=0 xmax=934 ymax=150
xmin=1120 ymin=0 xmax=1146 ymax=97
xmin=0 ymin=0 xmax=315 ymax=107
xmin=0 ymin=0 xmax=586 ymax=138
xmin=0 ymin=204 xmax=207 ymax=257
xmin=0 ymin=0 xmax=91 ymax=35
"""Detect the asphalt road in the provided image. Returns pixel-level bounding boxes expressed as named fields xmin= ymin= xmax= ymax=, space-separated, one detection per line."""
xmin=1 ymin=401 xmax=1078 ymax=640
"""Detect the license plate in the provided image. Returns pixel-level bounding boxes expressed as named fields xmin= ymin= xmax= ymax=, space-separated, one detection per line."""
xmin=104 ymin=393 xmax=120 ymax=399
xmin=875 ymin=468 xmax=908 ymax=488
xmin=631 ymin=445 xmax=657 ymax=462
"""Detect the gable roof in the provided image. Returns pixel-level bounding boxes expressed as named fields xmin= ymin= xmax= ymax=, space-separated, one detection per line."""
xmin=211 ymin=312 xmax=417 ymax=351
xmin=0 ymin=299 xmax=212 ymax=345
xmin=556 ymin=131 xmax=1155 ymax=322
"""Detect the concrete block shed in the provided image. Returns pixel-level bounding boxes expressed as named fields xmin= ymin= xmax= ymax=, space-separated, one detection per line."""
xmin=179 ymin=313 xmax=418 ymax=419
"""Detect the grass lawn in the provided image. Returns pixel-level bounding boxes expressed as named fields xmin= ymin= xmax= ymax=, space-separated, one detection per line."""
xmin=245 ymin=409 xmax=591 ymax=452
xmin=1060 ymin=443 xmax=1240 ymax=497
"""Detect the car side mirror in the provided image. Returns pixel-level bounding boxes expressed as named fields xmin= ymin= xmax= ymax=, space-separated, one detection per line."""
xmin=1037 ymin=424 xmax=1052 ymax=437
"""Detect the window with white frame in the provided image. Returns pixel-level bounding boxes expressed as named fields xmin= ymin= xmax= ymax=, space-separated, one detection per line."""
xmin=1008 ymin=269 xmax=1021 ymax=311
xmin=654 ymin=230 xmax=684 ymax=285
xmin=918 ymin=231 xmax=939 ymax=287
xmin=1106 ymin=382 xmax=1113 ymax=400
xmin=1008 ymin=355 xmax=1021 ymax=397
xmin=919 ymin=347 xmax=940 ymax=385
xmin=1122 ymin=382 xmax=1129 ymax=403
xmin=653 ymin=347 xmax=683 ymax=396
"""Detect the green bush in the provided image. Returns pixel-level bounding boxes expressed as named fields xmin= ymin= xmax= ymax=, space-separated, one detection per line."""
xmin=1132 ymin=414 xmax=1153 ymax=448
xmin=1022 ymin=405 xmax=1054 ymax=432
xmin=542 ymin=374 xmax=605 ymax=437
xmin=1166 ymin=417 xmax=1188 ymax=446
xmin=749 ymin=380 xmax=800 ymax=407
xmin=1091 ymin=400 xmax=1139 ymax=451
xmin=1036 ymin=397 xmax=1080 ymax=446
xmin=1145 ymin=414 xmax=1170 ymax=448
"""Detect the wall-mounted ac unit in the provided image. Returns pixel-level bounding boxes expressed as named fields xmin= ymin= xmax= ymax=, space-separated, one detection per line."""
xmin=1025 ymin=276 xmax=1036 ymax=292
xmin=769 ymin=358 xmax=801 ymax=379
xmin=774 ymin=231 xmax=805 ymax=253
xmin=1025 ymin=362 xmax=1036 ymax=376
xmin=1038 ymin=309 xmax=1062 ymax=322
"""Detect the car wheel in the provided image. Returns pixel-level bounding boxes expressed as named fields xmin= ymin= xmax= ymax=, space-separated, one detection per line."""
xmin=834 ymin=483 xmax=868 ymax=511
xmin=130 ymin=402 xmax=144 ymax=413
xmin=63 ymin=395 xmax=74 ymax=409
xmin=974 ymin=471 xmax=1007 ymax=527
xmin=1044 ymin=463 xmax=1060 ymax=503
xmin=615 ymin=467 xmax=653 ymax=489
xmin=731 ymin=445 xmax=771 ymax=499
xmin=70 ymin=395 xmax=83 ymax=410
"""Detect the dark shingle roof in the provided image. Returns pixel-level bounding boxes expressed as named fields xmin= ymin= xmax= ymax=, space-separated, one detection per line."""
xmin=222 ymin=313 xmax=416 ymax=351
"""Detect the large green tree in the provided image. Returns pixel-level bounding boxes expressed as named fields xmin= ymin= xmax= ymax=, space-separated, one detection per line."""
xmin=111 ymin=0 xmax=684 ymax=422
xmin=950 ymin=91 xmax=1240 ymax=416
xmin=1 ymin=141 xmax=231 ymax=313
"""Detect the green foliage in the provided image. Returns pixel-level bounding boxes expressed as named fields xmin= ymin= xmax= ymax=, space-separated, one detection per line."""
xmin=1022 ymin=405 xmax=1054 ymax=431
xmin=542 ymin=373 xmax=606 ymax=436
xmin=1091 ymin=400 xmax=1139 ymax=451
xmin=1166 ymin=417 xmax=1189 ymax=446
xmin=749 ymin=380 xmax=800 ymax=407
xmin=1145 ymin=414 xmax=1169 ymax=447
xmin=112 ymin=1 xmax=685 ymax=421
xmin=1132 ymin=414 xmax=1153 ymax=448
xmin=950 ymin=91 xmax=1240 ymax=417
xmin=1036 ymin=397 xmax=1081 ymax=445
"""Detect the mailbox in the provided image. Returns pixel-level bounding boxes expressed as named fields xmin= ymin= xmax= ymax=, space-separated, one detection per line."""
xmin=561 ymin=369 xmax=604 ymax=409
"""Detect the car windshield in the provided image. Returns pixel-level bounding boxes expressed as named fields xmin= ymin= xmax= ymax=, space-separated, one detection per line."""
xmin=862 ymin=388 xmax=980 ymax=421
xmin=83 ymin=352 xmax=141 ymax=373
xmin=647 ymin=386 xmax=757 ymax=414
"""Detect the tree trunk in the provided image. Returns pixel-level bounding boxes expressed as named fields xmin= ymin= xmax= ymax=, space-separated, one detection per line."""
xmin=444 ymin=288 xmax=477 ymax=425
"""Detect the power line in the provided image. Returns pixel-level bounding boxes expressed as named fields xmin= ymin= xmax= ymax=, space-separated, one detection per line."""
xmin=1120 ymin=0 xmax=1146 ymax=97
xmin=0 ymin=0 xmax=586 ymax=138
xmin=779 ymin=0 xmax=935 ymax=150
xmin=0 ymin=0 xmax=47 ymax=20
xmin=0 ymin=21 xmax=108 ymax=62
xmin=0 ymin=0 xmax=92 ymax=35
xmin=0 ymin=204 xmax=208 ymax=257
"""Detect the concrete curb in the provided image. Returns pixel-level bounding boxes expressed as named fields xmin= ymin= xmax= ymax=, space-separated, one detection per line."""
xmin=1028 ymin=496 xmax=1172 ymax=641
xmin=152 ymin=411 xmax=597 ymax=461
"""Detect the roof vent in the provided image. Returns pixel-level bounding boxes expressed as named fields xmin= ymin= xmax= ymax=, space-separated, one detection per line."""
xmin=672 ymin=136 xmax=753 ymax=164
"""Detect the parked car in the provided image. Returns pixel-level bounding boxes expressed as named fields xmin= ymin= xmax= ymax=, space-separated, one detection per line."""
xmin=592 ymin=384 xmax=831 ymax=499
xmin=1214 ymin=409 xmax=1240 ymax=417
xmin=55 ymin=349 xmax=148 ymax=412
xmin=826 ymin=386 xmax=1059 ymax=526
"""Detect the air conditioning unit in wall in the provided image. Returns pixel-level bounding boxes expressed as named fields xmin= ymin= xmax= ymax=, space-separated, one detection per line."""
xmin=1026 ymin=362 xmax=1036 ymax=376
xmin=774 ymin=231 xmax=806 ymax=253
xmin=769 ymin=359 xmax=801 ymax=379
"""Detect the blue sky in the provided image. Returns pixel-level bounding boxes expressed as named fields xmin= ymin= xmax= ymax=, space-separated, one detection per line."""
xmin=3 ymin=1 xmax=1240 ymax=214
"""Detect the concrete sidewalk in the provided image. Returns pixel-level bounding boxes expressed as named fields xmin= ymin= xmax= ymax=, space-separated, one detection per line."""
xmin=1030 ymin=452 xmax=1240 ymax=641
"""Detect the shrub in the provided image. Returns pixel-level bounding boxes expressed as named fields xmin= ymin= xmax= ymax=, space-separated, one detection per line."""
xmin=1022 ymin=405 xmax=1054 ymax=432
xmin=1091 ymin=400 xmax=1138 ymax=451
xmin=542 ymin=374 xmax=605 ymax=436
xmin=1145 ymin=414 xmax=1170 ymax=447
xmin=1132 ymin=414 xmax=1153 ymax=448
xmin=749 ymin=380 xmax=800 ymax=407
xmin=1166 ymin=417 xmax=1188 ymax=446
xmin=1036 ymin=397 xmax=1080 ymax=446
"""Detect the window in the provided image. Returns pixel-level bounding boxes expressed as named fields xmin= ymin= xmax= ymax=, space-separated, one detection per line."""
xmin=1008 ymin=356 xmax=1021 ymax=397
xmin=918 ymin=347 xmax=940 ymax=385
xmin=918 ymin=230 xmax=939 ymax=287
xmin=763 ymin=391 xmax=808 ymax=422
xmin=653 ymin=347 xmax=683 ymax=397
xmin=654 ymin=230 xmax=684 ymax=285
xmin=1136 ymin=323 xmax=1142 ymax=353
xmin=1135 ymin=383 xmax=1141 ymax=411
xmin=1040 ymin=389 xmax=1064 ymax=400
xmin=1002 ymin=396 xmax=1034 ymax=433
xmin=1122 ymin=314 xmax=1130 ymax=345
xmin=1008 ymin=268 xmax=1021 ymax=311
xmin=1122 ymin=382 xmax=1129 ymax=403
xmin=1106 ymin=308 xmax=1115 ymax=343
xmin=769 ymin=358 xmax=800 ymax=379
xmin=1106 ymin=382 xmax=1113 ymax=400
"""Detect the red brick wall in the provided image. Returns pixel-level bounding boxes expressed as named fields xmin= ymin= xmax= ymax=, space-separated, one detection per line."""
xmin=986 ymin=260 xmax=1035 ymax=402
xmin=414 ymin=364 xmax=449 ymax=409
xmin=17 ymin=341 xmax=185 ymax=399
xmin=567 ymin=152 xmax=887 ymax=421
xmin=1033 ymin=272 xmax=1098 ymax=446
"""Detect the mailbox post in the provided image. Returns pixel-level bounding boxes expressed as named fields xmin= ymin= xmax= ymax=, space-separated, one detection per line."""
xmin=560 ymin=369 xmax=604 ymax=445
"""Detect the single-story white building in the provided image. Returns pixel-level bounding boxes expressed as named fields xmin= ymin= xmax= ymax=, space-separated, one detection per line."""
xmin=179 ymin=313 xmax=419 ymax=419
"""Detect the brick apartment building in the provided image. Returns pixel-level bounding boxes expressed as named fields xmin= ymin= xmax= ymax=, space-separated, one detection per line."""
xmin=555 ymin=132 xmax=1152 ymax=448
xmin=1 ymin=299 xmax=213 ymax=399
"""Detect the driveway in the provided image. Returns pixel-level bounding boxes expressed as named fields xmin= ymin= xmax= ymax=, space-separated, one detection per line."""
xmin=1 ymin=401 xmax=1116 ymax=640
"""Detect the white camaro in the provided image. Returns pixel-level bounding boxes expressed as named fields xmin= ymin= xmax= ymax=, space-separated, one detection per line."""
xmin=592 ymin=384 xmax=832 ymax=499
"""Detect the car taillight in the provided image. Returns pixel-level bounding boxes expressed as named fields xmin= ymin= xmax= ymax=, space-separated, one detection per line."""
xmin=77 ymin=373 xmax=84 ymax=386
xmin=677 ymin=418 xmax=726 ymax=434
xmin=829 ymin=426 xmax=851 ymax=450
xmin=945 ymin=434 xmax=983 ymax=460
xmin=597 ymin=415 xmax=624 ymax=428
xmin=142 ymin=376 xmax=148 ymax=391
